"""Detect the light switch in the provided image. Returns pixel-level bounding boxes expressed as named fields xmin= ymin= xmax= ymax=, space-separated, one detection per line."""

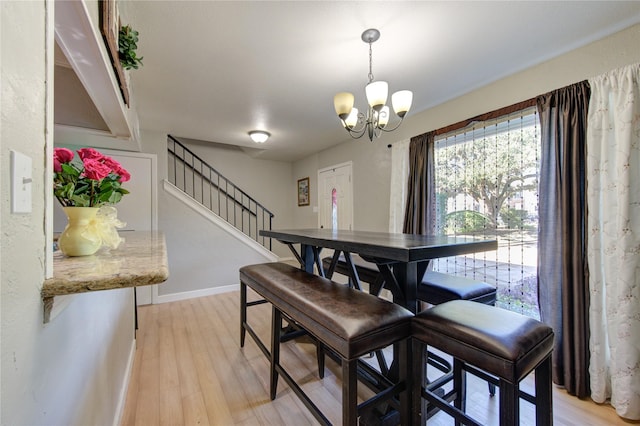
xmin=11 ymin=150 xmax=32 ymax=214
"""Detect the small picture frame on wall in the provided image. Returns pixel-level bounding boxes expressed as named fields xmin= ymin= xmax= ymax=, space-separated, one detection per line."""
xmin=297 ymin=177 xmax=310 ymax=206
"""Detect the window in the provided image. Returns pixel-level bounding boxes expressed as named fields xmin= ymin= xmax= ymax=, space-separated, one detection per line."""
xmin=431 ymin=107 xmax=541 ymax=319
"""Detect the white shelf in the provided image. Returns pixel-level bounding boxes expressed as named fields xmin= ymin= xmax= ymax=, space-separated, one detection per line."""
xmin=54 ymin=0 xmax=140 ymax=150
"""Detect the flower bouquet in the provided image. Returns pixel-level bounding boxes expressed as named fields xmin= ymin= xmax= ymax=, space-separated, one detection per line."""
xmin=53 ymin=147 xmax=130 ymax=256
xmin=53 ymin=147 xmax=130 ymax=207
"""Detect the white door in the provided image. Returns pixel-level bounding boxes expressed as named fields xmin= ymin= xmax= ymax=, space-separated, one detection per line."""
xmin=318 ymin=162 xmax=353 ymax=230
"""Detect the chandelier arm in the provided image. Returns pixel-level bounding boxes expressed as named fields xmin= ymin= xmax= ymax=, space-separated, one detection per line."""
xmin=345 ymin=128 xmax=368 ymax=139
xmin=339 ymin=116 xmax=369 ymax=135
xmin=378 ymin=117 xmax=406 ymax=133
xmin=338 ymin=119 xmax=368 ymax=139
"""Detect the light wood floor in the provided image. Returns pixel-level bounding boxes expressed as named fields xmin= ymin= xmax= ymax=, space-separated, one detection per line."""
xmin=121 ymin=291 xmax=637 ymax=426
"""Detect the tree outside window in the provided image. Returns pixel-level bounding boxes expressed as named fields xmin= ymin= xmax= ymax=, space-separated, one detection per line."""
xmin=433 ymin=110 xmax=541 ymax=318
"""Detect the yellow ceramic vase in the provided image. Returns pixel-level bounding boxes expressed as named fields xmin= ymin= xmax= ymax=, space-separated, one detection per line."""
xmin=58 ymin=207 xmax=101 ymax=256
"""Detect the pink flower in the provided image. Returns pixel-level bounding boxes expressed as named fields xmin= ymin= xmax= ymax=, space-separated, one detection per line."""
xmin=101 ymin=156 xmax=130 ymax=182
xmin=102 ymin=156 xmax=122 ymax=172
xmin=77 ymin=148 xmax=104 ymax=161
xmin=82 ymin=158 xmax=112 ymax=181
xmin=53 ymin=148 xmax=74 ymax=172
xmin=117 ymin=167 xmax=131 ymax=182
xmin=54 ymin=147 xmax=74 ymax=163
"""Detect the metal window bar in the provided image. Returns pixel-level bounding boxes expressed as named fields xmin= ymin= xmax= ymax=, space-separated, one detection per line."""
xmin=166 ymin=135 xmax=274 ymax=250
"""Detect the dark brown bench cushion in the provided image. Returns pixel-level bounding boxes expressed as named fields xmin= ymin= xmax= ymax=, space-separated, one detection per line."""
xmin=323 ymin=254 xmax=497 ymax=304
xmin=240 ymin=262 xmax=413 ymax=360
xmin=419 ymin=271 xmax=496 ymax=305
xmin=412 ymin=300 xmax=554 ymax=382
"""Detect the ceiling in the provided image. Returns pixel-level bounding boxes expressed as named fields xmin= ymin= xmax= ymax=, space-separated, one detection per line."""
xmin=128 ymin=1 xmax=640 ymax=161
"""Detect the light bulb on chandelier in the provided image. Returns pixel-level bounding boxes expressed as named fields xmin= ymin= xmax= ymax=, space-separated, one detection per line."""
xmin=333 ymin=28 xmax=413 ymax=142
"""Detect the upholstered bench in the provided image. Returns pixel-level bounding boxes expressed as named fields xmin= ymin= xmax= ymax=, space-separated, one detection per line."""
xmin=239 ymin=262 xmax=414 ymax=425
xmin=322 ymin=254 xmax=497 ymax=305
xmin=419 ymin=271 xmax=497 ymax=305
xmin=411 ymin=300 xmax=554 ymax=426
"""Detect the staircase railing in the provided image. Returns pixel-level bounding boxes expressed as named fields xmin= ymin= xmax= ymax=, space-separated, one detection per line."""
xmin=167 ymin=135 xmax=273 ymax=250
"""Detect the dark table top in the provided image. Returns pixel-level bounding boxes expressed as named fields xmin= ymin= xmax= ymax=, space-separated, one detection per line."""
xmin=260 ymin=228 xmax=497 ymax=263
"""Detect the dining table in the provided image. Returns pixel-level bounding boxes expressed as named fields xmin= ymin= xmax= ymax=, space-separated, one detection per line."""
xmin=260 ymin=228 xmax=498 ymax=315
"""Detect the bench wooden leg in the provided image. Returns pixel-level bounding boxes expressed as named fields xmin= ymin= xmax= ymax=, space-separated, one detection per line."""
xmin=342 ymin=358 xmax=358 ymax=426
xmin=240 ymin=281 xmax=247 ymax=347
xmin=411 ymin=338 xmax=425 ymax=426
xmin=499 ymin=380 xmax=519 ymax=426
xmin=453 ymin=358 xmax=466 ymax=426
xmin=270 ymin=307 xmax=282 ymax=400
xmin=316 ymin=339 xmax=325 ymax=379
xmin=398 ymin=338 xmax=412 ymax=426
xmin=535 ymin=356 xmax=553 ymax=426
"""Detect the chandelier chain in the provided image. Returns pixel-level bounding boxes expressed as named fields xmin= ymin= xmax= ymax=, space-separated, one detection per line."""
xmin=368 ymin=41 xmax=374 ymax=83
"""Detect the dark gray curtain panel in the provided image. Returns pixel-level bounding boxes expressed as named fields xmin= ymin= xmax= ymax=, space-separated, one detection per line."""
xmin=536 ymin=81 xmax=590 ymax=397
xmin=403 ymin=132 xmax=435 ymax=235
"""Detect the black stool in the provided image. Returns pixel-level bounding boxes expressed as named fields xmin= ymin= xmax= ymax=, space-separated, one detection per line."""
xmin=418 ymin=271 xmax=497 ymax=306
xmin=321 ymin=254 xmax=497 ymax=306
xmin=322 ymin=254 xmax=498 ymax=392
xmin=411 ymin=300 xmax=554 ymax=426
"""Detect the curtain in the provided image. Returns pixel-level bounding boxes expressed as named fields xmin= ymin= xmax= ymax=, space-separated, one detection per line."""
xmin=403 ymin=132 xmax=435 ymax=234
xmin=389 ymin=139 xmax=410 ymax=233
xmin=587 ymin=63 xmax=640 ymax=419
xmin=536 ymin=81 xmax=591 ymax=397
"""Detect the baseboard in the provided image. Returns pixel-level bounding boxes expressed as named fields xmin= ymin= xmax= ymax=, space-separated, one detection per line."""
xmin=149 ymin=257 xmax=294 ymax=305
xmin=154 ymin=284 xmax=239 ymax=304
xmin=112 ymin=337 xmax=137 ymax=426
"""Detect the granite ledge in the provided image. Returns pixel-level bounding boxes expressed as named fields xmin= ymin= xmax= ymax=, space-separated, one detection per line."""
xmin=42 ymin=231 xmax=169 ymax=322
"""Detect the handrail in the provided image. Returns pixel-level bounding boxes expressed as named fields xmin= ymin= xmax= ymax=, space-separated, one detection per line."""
xmin=167 ymin=135 xmax=274 ymax=217
xmin=170 ymin=150 xmax=258 ymax=218
xmin=167 ymin=135 xmax=274 ymax=250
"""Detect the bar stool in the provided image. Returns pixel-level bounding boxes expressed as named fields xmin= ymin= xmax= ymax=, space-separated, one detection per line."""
xmin=411 ymin=300 xmax=554 ymax=426
xmin=322 ymin=253 xmax=497 ymax=392
xmin=321 ymin=254 xmax=497 ymax=306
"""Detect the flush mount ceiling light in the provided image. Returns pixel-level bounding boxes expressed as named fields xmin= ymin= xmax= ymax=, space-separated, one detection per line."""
xmin=248 ymin=130 xmax=270 ymax=143
xmin=333 ymin=28 xmax=413 ymax=142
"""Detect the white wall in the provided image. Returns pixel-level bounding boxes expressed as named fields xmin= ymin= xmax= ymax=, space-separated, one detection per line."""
xmin=1 ymin=2 xmax=136 ymax=425
xmin=140 ymin=129 xmax=282 ymax=299
xmin=293 ymin=23 xmax=640 ymax=232
xmin=158 ymin=184 xmax=276 ymax=297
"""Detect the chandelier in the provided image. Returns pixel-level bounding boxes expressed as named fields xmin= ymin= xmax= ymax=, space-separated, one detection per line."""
xmin=333 ymin=29 xmax=413 ymax=142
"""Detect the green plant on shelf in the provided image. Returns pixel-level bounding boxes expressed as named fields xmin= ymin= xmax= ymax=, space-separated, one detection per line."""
xmin=118 ymin=25 xmax=143 ymax=70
